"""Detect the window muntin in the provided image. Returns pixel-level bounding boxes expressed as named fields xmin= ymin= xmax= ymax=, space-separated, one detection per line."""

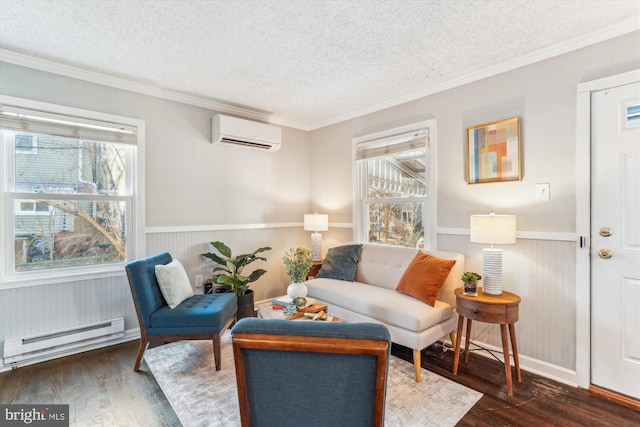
xmin=1 ymin=99 xmax=139 ymax=281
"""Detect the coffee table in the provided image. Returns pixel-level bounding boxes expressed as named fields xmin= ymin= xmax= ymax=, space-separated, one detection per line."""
xmin=257 ymin=297 xmax=343 ymax=322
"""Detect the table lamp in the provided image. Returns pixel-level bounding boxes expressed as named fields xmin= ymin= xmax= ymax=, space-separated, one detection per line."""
xmin=304 ymin=213 xmax=328 ymax=262
xmin=470 ymin=211 xmax=516 ymax=295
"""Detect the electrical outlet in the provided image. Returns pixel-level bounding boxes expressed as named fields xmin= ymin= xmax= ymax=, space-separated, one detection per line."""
xmin=195 ymin=274 xmax=203 ymax=288
xmin=536 ymin=183 xmax=550 ymax=201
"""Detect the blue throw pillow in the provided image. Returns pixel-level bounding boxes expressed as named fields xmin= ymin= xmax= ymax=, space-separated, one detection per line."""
xmin=316 ymin=244 xmax=363 ymax=281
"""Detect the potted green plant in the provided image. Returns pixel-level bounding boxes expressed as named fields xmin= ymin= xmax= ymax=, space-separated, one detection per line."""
xmin=461 ymin=271 xmax=481 ymax=296
xmin=282 ymin=247 xmax=312 ymax=300
xmin=202 ymin=241 xmax=271 ymax=319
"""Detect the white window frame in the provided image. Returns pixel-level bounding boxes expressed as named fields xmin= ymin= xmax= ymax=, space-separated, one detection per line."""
xmin=352 ymin=119 xmax=438 ymax=249
xmin=0 ymin=95 xmax=145 ymax=288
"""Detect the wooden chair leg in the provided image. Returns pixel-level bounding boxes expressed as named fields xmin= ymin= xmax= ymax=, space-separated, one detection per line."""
xmin=413 ymin=349 xmax=422 ymax=382
xmin=449 ymin=332 xmax=457 ymax=349
xmin=212 ymin=334 xmax=222 ymax=371
xmin=134 ymin=338 xmax=148 ymax=372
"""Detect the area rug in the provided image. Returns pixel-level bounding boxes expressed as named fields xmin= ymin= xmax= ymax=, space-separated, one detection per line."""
xmin=144 ymin=332 xmax=482 ymax=427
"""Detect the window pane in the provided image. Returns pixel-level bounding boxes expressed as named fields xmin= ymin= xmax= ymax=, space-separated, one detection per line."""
xmin=14 ymin=133 xmax=128 ymax=195
xmin=15 ymin=134 xmax=37 ymax=154
xmin=367 ymin=201 xmax=423 ymax=248
xmin=14 ymin=199 xmax=127 ymax=271
xmin=627 ymin=104 xmax=640 ymax=128
xmin=366 ymin=150 xmax=427 ymax=199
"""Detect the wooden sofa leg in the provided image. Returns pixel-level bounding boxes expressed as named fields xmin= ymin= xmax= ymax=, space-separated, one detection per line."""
xmin=213 ymin=334 xmax=222 ymax=371
xmin=134 ymin=339 xmax=148 ymax=372
xmin=449 ymin=332 xmax=457 ymax=349
xmin=413 ymin=349 xmax=422 ymax=382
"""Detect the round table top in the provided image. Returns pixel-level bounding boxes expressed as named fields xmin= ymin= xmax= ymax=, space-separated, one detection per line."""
xmin=455 ymin=287 xmax=521 ymax=304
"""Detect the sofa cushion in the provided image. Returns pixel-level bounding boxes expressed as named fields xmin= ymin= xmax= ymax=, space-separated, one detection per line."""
xmin=150 ymin=293 xmax=237 ymax=332
xmin=395 ymin=252 xmax=457 ymax=307
xmin=316 ymin=244 xmax=362 ymax=281
xmin=306 ymin=278 xmax=452 ymax=332
xmin=354 ymin=244 xmax=419 ymax=291
xmin=155 ymin=259 xmax=194 ymax=309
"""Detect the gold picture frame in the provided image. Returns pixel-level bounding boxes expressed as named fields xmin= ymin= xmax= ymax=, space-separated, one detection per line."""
xmin=467 ymin=117 xmax=521 ymax=184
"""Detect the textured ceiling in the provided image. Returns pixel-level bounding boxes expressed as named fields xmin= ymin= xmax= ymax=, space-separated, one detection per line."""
xmin=0 ymin=0 xmax=638 ymax=130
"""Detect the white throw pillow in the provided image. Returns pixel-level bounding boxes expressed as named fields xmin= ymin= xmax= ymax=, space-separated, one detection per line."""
xmin=155 ymin=259 xmax=194 ymax=309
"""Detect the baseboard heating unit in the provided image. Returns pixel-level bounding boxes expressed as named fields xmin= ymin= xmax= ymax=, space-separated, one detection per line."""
xmin=3 ymin=317 xmax=125 ymax=365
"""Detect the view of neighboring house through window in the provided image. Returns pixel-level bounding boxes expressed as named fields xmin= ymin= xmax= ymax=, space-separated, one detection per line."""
xmin=354 ymin=123 xmax=432 ymax=249
xmin=0 ymin=99 xmax=139 ymax=277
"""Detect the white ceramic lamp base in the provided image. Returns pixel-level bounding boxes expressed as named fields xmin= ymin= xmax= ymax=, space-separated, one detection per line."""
xmin=481 ymin=248 xmax=503 ymax=295
xmin=310 ymin=233 xmax=322 ymax=262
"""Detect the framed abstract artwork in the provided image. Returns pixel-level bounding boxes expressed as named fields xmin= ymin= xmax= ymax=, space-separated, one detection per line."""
xmin=467 ymin=117 xmax=521 ymax=184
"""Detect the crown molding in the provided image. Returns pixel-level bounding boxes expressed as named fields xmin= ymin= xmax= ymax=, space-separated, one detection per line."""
xmin=306 ymin=15 xmax=640 ymax=130
xmin=2 ymin=14 xmax=638 ymax=132
xmin=0 ymin=49 xmax=272 ymax=123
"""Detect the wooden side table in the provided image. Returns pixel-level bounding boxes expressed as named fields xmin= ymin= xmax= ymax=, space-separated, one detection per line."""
xmin=306 ymin=260 xmax=323 ymax=279
xmin=453 ymin=287 xmax=522 ymax=396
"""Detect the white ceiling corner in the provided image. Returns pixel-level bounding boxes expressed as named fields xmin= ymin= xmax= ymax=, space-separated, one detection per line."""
xmin=0 ymin=0 xmax=638 ymax=131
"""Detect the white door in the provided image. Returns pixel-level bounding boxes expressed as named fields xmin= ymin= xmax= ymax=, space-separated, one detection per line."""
xmin=591 ymin=81 xmax=640 ymax=399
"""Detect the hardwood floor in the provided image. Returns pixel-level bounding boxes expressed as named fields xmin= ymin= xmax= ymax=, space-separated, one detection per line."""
xmin=0 ymin=341 xmax=180 ymax=426
xmin=1 ymin=338 xmax=638 ymax=426
xmin=393 ymin=343 xmax=640 ymax=427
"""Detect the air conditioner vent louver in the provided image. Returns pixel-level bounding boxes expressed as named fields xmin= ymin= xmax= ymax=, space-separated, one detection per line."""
xmin=212 ymin=114 xmax=281 ymax=152
xmin=220 ymin=137 xmax=275 ymax=150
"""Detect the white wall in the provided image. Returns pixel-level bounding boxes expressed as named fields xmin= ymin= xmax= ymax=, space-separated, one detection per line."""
xmin=0 ymin=62 xmax=311 ymax=226
xmin=309 ymin=32 xmax=640 ymax=383
xmin=0 ymin=62 xmax=313 ymax=369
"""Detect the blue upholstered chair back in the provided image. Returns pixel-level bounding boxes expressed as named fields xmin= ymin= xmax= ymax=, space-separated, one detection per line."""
xmin=232 ymin=318 xmax=391 ymax=427
xmin=125 ymin=252 xmax=173 ymax=328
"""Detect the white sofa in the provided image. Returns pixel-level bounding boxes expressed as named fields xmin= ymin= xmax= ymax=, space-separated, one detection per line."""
xmin=305 ymin=243 xmax=464 ymax=382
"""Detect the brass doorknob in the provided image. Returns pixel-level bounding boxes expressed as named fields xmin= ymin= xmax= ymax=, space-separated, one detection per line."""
xmin=598 ymin=248 xmax=613 ymax=259
xmin=599 ymin=227 xmax=612 ymax=237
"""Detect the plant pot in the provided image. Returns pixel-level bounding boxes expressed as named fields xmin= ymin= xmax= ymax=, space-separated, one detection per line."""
xmin=463 ymin=281 xmax=478 ymax=296
xmin=236 ymin=289 xmax=255 ymax=319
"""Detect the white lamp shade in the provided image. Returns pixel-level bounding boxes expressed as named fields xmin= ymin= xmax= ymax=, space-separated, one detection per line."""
xmin=304 ymin=213 xmax=328 ymax=232
xmin=470 ymin=214 xmax=516 ymax=245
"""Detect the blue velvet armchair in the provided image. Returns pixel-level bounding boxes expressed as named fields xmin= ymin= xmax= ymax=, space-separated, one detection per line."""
xmin=125 ymin=252 xmax=237 ymax=371
xmin=231 ymin=318 xmax=391 ymax=427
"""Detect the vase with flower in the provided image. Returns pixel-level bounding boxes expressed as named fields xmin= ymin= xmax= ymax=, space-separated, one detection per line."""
xmin=283 ymin=247 xmax=312 ymax=300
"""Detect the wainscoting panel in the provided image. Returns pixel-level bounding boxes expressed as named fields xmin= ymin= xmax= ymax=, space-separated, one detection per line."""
xmin=438 ymin=234 xmax=577 ymax=371
xmin=146 ymin=227 xmax=324 ymax=303
xmin=0 ymin=273 xmax=137 ymax=369
xmin=1 ymin=227 xmax=575 ymax=379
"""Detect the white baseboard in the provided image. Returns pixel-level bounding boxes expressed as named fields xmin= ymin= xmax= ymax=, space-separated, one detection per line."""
xmin=442 ymin=338 xmax=578 ymax=387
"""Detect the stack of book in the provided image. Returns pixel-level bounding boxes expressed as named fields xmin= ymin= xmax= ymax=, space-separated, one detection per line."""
xmin=271 ymin=296 xmax=317 ymax=310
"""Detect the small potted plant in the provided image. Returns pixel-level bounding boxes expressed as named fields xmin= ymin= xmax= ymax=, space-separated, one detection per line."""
xmin=461 ymin=271 xmax=481 ymax=296
xmin=202 ymin=241 xmax=271 ymax=319
xmin=282 ymin=247 xmax=312 ymax=300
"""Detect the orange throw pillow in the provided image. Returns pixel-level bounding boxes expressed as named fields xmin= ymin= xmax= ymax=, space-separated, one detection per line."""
xmin=396 ymin=252 xmax=456 ymax=307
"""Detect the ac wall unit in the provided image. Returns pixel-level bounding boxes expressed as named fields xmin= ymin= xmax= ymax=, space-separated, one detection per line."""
xmin=212 ymin=114 xmax=281 ymax=152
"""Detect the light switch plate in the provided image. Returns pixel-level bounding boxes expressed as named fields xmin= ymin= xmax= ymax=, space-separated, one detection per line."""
xmin=536 ymin=183 xmax=550 ymax=201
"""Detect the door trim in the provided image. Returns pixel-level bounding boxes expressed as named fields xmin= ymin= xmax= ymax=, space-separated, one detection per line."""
xmin=575 ymin=69 xmax=640 ymax=389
